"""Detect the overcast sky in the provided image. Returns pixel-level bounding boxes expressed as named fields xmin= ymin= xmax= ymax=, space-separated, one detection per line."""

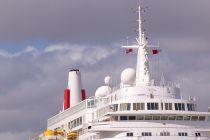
xmin=0 ymin=0 xmax=210 ymax=139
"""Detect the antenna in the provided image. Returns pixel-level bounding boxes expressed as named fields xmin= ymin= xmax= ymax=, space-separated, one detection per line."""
xmin=126 ymin=36 xmax=129 ymax=45
xmin=138 ymin=5 xmax=142 ymax=45
xmin=136 ymin=2 xmax=148 ymax=46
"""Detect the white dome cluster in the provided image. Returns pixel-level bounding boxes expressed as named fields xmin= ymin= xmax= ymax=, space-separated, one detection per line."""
xmin=95 ymin=75 xmax=112 ymax=98
xmin=95 ymin=68 xmax=136 ymax=97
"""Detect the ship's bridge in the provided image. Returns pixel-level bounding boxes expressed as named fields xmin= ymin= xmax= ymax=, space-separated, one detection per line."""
xmin=89 ymin=81 xmax=210 ymax=123
xmin=94 ymin=79 xmax=184 ymax=110
xmin=92 ymin=87 xmax=210 ymax=124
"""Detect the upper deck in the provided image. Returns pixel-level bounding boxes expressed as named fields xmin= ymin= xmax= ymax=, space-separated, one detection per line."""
xmin=47 ymin=82 xmax=210 ymax=131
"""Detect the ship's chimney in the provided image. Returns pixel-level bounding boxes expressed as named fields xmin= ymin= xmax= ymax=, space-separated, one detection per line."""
xmin=68 ymin=69 xmax=82 ymax=107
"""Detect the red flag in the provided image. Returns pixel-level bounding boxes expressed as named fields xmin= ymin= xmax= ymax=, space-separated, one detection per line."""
xmin=152 ymin=49 xmax=161 ymax=55
xmin=125 ymin=48 xmax=133 ymax=54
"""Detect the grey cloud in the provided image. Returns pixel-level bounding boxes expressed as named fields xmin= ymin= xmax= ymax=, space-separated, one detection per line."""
xmin=0 ymin=0 xmax=137 ymax=44
xmin=0 ymin=0 xmax=210 ymax=45
xmin=0 ymin=44 xmax=121 ymax=136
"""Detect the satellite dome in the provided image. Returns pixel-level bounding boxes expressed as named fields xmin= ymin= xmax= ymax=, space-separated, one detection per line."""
xmin=104 ymin=76 xmax=112 ymax=85
xmin=121 ymin=68 xmax=136 ymax=85
xmin=95 ymin=86 xmax=111 ymax=98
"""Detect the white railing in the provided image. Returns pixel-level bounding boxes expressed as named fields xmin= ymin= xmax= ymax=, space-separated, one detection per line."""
xmin=111 ymin=80 xmax=180 ymax=92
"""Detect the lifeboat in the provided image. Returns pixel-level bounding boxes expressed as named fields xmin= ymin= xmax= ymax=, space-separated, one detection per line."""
xmin=43 ymin=130 xmax=54 ymax=137
xmin=55 ymin=129 xmax=64 ymax=136
xmin=67 ymin=131 xmax=77 ymax=139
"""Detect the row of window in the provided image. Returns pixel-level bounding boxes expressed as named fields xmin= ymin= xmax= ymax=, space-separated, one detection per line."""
xmin=97 ymin=102 xmax=195 ymax=118
xmin=68 ymin=117 xmax=82 ymax=129
xmin=113 ymin=115 xmax=206 ymax=121
xmin=165 ymin=103 xmax=173 ymax=110
xmin=126 ymin=132 xmax=201 ymax=137
xmin=187 ymin=103 xmax=196 ymax=111
xmin=178 ymin=132 xmax=188 ymax=136
xmin=147 ymin=103 xmax=159 ymax=110
xmin=133 ymin=103 xmax=145 ymax=110
xmin=113 ymin=102 xmax=196 ymax=111
xmin=142 ymin=132 xmax=152 ymax=136
xmin=96 ymin=102 xmax=197 ymax=120
xmin=160 ymin=132 xmax=170 ymax=136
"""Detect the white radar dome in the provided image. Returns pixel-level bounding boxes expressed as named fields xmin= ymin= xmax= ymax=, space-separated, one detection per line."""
xmin=95 ymin=86 xmax=111 ymax=98
xmin=121 ymin=68 xmax=136 ymax=85
xmin=104 ymin=76 xmax=112 ymax=85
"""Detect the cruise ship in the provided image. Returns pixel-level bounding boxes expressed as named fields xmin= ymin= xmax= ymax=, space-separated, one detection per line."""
xmin=33 ymin=3 xmax=210 ymax=140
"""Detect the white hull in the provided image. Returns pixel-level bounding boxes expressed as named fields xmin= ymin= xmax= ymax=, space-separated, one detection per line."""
xmin=80 ymin=121 xmax=210 ymax=140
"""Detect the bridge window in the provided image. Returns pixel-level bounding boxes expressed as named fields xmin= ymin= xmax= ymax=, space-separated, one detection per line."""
xmin=113 ymin=104 xmax=118 ymax=112
xmin=137 ymin=115 xmax=144 ymax=120
xmin=133 ymin=103 xmax=145 ymax=110
xmin=147 ymin=102 xmax=159 ymax=110
xmin=153 ymin=116 xmax=160 ymax=120
xmin=161 ymin=116 xmax=168 ymax=120
xmin=160 ymin=132 xmax=170 ymax=136
xmin=199 ymin=116 xmax=206 ymax=121
xmin=175 ymin=103 xmax=185 ymax=111
xmin=129 ymin=116 xmax=136 ymax=120
xmin=178 ymin=132 xmax=188 ymax=136
xmin=142 ymin=132 xmax=152 ymax=136
xmin=69 ymin=116 xmax=82 ymax=129
xmin=195 ymin=132 xmax=201 ymax=137
xmin=120 ymin=116 xmax=128 ymax=120
xmin=168 ymin=116 xmax=176 ymax=120
xmin=120 ymin=103 xmax=131 ymax=111
xmin=161 ymin=102 xmax=163 ymax=110
xmin=183 ymin=116 xmax=191 ymax=121
xmin=187 ymin=103 xmax=195 ymax=111
xmin=176 ymin=116 xmax=184 ymax=120
xmin=113 ymin=116 xmax=118 ymax=121
xmin=145 ymin=115 xmax=152 ymax=120
xmin=165 ymin=103 xmax=172 ymax=110
xmin=191 ymin=116 xmax=198 ymax=121
xmin=127 ymin=132 xmax=133 ymax=137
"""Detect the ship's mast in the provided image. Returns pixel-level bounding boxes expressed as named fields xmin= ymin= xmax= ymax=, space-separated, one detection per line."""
xmin=135 ymin=4 xmax=151 ymax=86
xmin=122 ymin=4 xmax=151 ymax=86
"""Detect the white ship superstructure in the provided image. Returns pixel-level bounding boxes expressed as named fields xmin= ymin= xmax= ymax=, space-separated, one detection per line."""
xmin=33 ymin=3 xmax=210 ymax=140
